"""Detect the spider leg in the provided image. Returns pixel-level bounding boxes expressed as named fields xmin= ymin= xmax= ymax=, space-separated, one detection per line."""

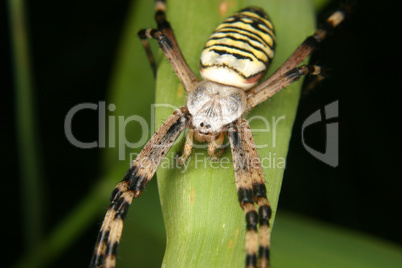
xmin=138 ymin=0 xmax=200 ymax=91
xmin=138 ymin=31 xmax=157 ymax=77
xmin=208 ymin=133 xmax=225 ymax=161
xmin=177 ymin=129 xmax=194 ymax=165
xmin=246 ymin=8 xmax=348 ymax=99
xmin=90 ymin=107 xmax=190 ymax=268
xmin=228 ymin=121 xmax=259 ymax=268
xmin=238 ymin=118 xmax=272 ymax=268
xmin=301 ymin=66 xmax=328 ymax=98
xmin=247 ymin=65 xmax=324 ymax=109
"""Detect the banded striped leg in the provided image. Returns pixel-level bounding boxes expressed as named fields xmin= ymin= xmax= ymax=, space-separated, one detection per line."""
xmin=138 ymin=32 xmax=157 ymax=77
xmin=247 ymin=8 xmax=348 ymax=99
xmin=90 ymin=107 xmax=189 ymax=268
xmin=138 ymin=0 xmax=199 ymax=91
xmin=228 ymin=122 xmax=259 ymax=268
xmin=238 ymin=118 xmax=272 ymax=268
xmin=247 ymin=65 xmax=324 ymax=109
xmin=301 ymin=67 xmax=327 ymax=98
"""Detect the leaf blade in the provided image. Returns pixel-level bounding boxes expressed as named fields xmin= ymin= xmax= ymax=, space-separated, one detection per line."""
xmin=155 ymin=0 xmax=316 ymax=267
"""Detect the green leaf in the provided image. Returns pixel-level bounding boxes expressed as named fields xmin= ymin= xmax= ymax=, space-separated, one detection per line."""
xmin=272 ymin=212 xmax=402 ymax=268
xmin=8 ymin=0 xmax=44 ymax=252
xmin=154 ymin=0 xmax=316 ymax=267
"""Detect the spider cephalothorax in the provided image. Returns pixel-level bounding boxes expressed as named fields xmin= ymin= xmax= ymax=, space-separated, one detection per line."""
xmin=90 ymin=1 xmax=347 ymax=267
xmin=187 ymin=81 xmax=247 ymax=133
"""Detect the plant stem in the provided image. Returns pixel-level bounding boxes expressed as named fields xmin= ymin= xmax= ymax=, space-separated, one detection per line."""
xmin=8 ymin=0 xmax=44 ymax=252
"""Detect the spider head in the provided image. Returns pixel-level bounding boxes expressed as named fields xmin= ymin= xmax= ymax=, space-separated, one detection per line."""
xmin=187 ymin=81 xmax=247 ymax=134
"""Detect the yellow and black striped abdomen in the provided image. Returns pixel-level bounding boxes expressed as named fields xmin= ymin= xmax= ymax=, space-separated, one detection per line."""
xmin=200 ymin=7 xmax=276 ymax=90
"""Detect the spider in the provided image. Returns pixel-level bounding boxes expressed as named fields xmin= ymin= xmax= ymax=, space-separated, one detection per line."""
xmin=90 ymin=0 xmax=347 ymax=267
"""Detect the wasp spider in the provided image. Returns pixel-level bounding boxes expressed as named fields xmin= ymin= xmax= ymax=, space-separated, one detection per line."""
xmin=90 ymin=0 xmax=347 ymax=267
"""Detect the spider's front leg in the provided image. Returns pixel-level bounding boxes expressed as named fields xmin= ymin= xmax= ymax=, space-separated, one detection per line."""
xmin=239 ymin=118 xmax=272 ymax=268
xmin=228 ymin=119 xmax=272 ymax=268
xmin=90 ymin=107 xmax=189 ymax=268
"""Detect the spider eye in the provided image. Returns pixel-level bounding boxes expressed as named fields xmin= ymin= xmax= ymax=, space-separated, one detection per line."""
xmin=200 ymin=122 xmax=204 ymax=127
xmin=206 ymin=124 xmax=211 ymax=128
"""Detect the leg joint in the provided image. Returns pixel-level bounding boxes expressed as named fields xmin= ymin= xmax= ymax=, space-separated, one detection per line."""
xmin=258 ymin=205 xmax=272 ymax=225
xmin=238 ymin=187 xmax=254 ymax=205
xmin=253 ymin=183 xmax=267 ymax=198
xmin=246 ymin=210 xmax=258 ymax=231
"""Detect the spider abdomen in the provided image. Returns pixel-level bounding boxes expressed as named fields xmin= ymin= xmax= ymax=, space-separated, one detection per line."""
xmin=200 ymin=7 xmax=276 ymax=90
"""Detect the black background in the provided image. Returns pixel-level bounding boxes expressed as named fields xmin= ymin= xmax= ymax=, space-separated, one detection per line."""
xmin=1 ymin=0 xmax=401 ymax=267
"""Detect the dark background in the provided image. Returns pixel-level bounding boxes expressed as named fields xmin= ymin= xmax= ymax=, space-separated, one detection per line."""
xmin=1 ymin=0 xmax=401 ymax=267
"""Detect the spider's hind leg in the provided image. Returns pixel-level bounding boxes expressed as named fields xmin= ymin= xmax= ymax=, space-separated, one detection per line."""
xmin=137 ymin=0 xmax=170 ymax=77
xmin=248 ymin=65 xmax=325 ymax=109
xmin=138 ymin=29 xmax=158 ymax=76
xmin=247 ymin=6 xmax=350 ymax=102
xmin=301 ymin=66 xmax=328 ymax=98
xmin=137 ymin=0 xmax=199 ymax=91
